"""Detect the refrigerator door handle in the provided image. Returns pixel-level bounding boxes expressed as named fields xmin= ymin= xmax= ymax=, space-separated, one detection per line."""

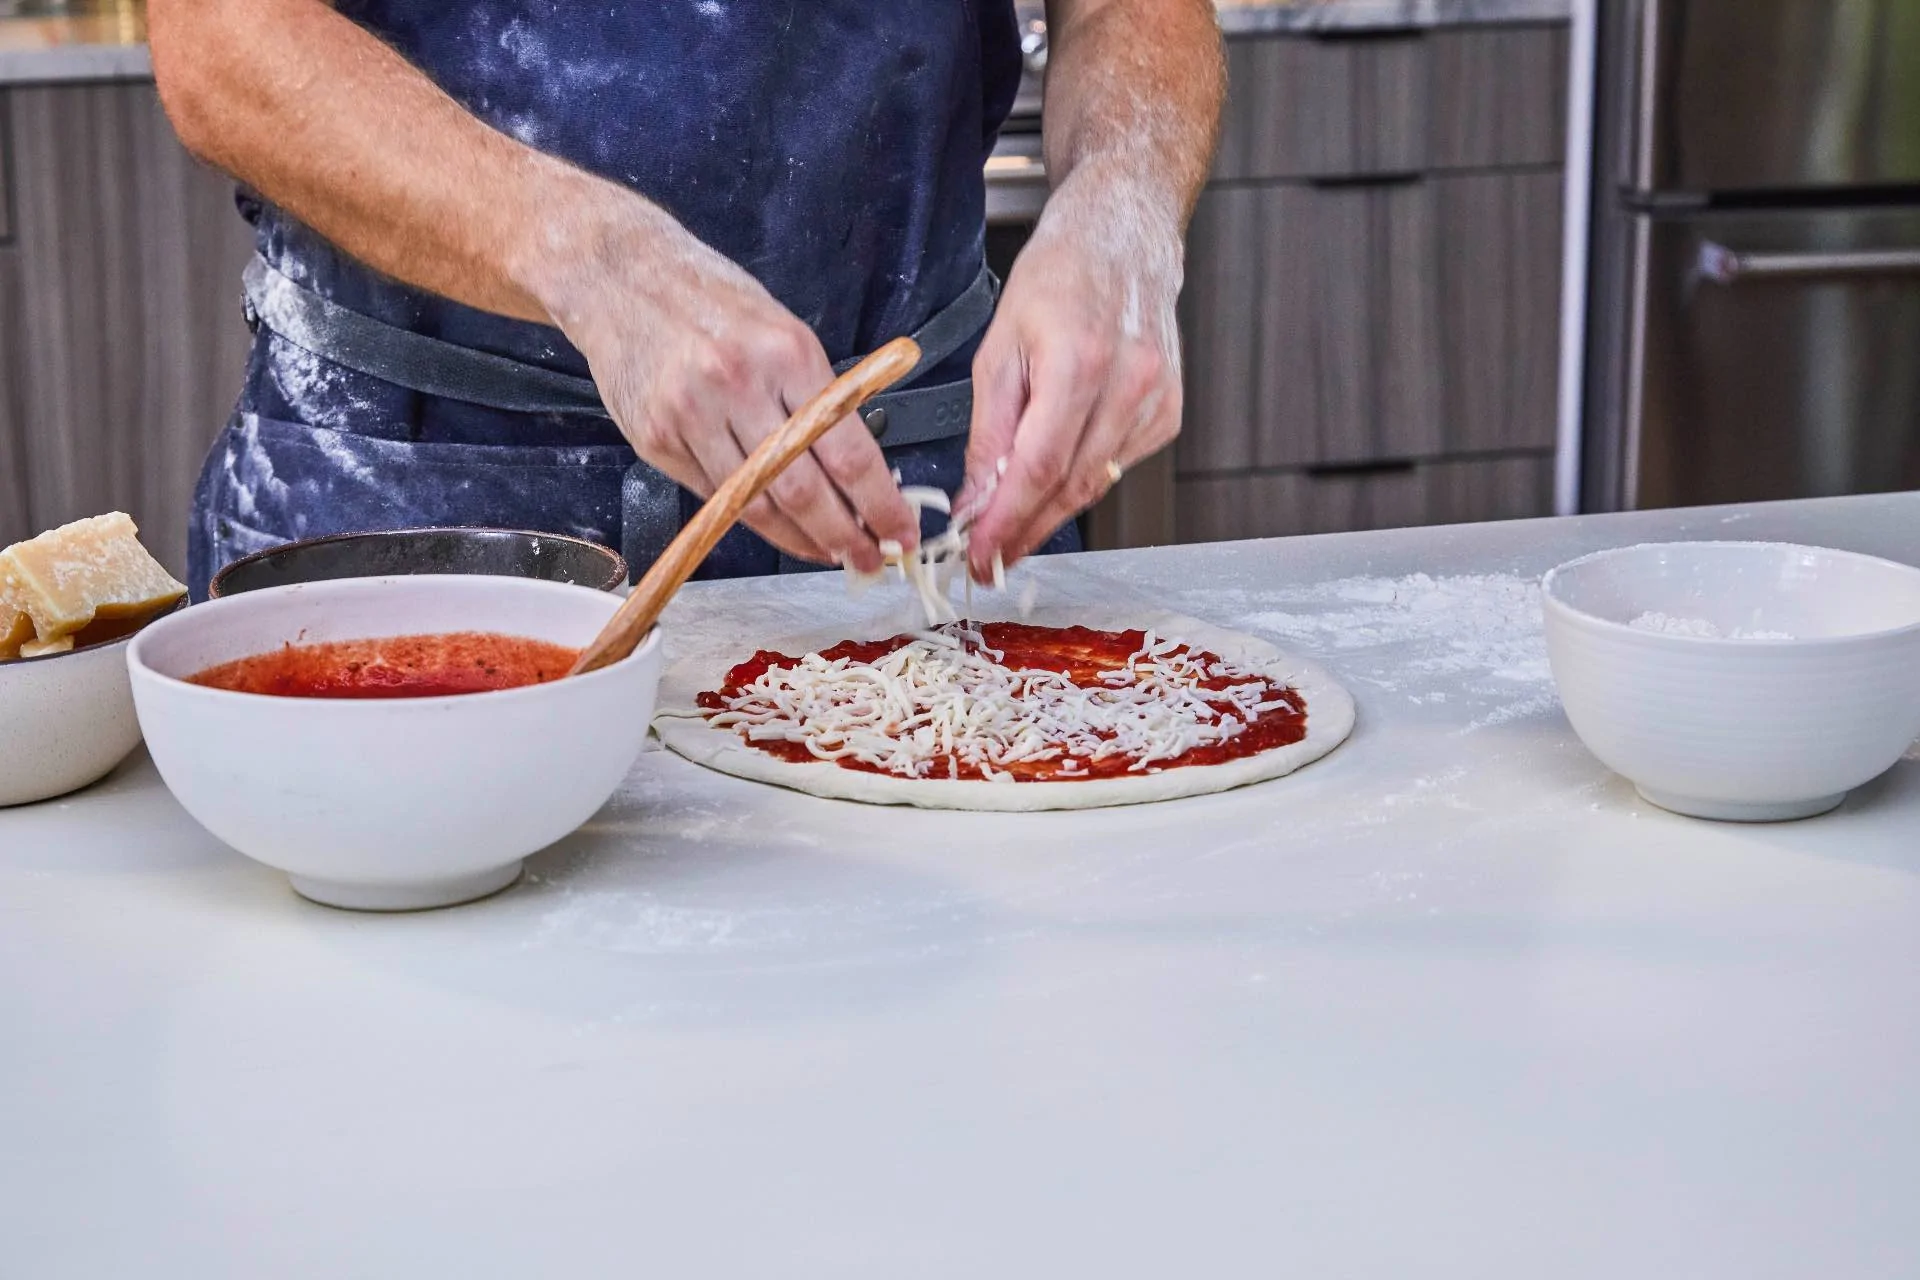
xmin=1625 ymin=0 xmax=1663 ymax=194
xmin=1698 ymin=242 xmax=1920 ymax=285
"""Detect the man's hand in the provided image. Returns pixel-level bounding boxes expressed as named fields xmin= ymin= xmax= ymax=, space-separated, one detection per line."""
xmin=522 ymin=183 xmax=917 ymax=572
xmin=957 ymin=166 xmax=1184 ymax=577
xmin=956 ymin=0 xmax=1223 ymax=579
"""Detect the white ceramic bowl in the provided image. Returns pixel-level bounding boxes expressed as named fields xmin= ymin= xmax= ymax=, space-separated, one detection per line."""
xmin=128 ymin=575 xmax=660 ymax=909
xmin=1542 ymin=541 xmax=1920 ymax=821
xmin=0 ymin=626 xmax=149 ymax=807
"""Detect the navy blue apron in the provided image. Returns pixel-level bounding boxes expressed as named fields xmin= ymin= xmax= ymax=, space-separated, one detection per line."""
xmin=186 ymin=1 xmax=1079 ymax=601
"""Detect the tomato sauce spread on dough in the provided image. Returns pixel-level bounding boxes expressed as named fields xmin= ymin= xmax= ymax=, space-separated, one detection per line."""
xmin=697 ymin=622 xmax=1308 ymax=782
xmin=189 ymin=632 xmax=577 ymax=699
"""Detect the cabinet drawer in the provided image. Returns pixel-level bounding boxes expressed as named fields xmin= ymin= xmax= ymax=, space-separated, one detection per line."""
xmin=1173 ymin=453 xmax=1555 ymax=544
xmin=1212 ymin=31 xmax=1426 ymax=182
xmin=0 ymin=90 xmax=11 ymax=242
xmin=1179 ymin=181 xmax=1441 ymax=472
xmin=1428 ymin=26 xmax=1571 ymax=170
xmin=1431 ymin=169 xmax=1564 ymax=455
xmin=1177 ymin=170 xmax=1562 ymax=474
xmin=1211 ymin=25 xmax=1569 ymax=182
xmin=0 ymin=246 xmax=25 ymax=550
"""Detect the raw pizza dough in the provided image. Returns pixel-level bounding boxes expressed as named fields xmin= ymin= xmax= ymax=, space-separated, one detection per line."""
xmin=652 ymin=605 xmax=1356 ymax=811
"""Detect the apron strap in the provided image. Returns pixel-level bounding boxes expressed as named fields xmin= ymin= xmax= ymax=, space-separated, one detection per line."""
xmin=831 ymin=265 xmax=999 ymax=381
xmin=242 ymin=254 xmax=994 ymax=448
xmin=242 ymin=255 xmax=605 ymax=417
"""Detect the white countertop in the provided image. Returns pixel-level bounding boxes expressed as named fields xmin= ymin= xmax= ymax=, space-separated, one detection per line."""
xmin=5 ymin=493 xmax=1918 ymax=1278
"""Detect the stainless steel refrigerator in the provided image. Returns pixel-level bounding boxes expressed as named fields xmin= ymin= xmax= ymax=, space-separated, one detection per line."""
xmin=1584 ymin=0 xmax=1920 ymax=511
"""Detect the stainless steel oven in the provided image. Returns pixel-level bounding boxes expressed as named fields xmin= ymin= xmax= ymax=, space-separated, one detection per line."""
xmin=1584 ymin=0 xmax=1920 ymax=511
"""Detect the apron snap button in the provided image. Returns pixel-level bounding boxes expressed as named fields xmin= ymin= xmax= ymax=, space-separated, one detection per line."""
xmin=862 ymin=406 xmax=889 ymax=440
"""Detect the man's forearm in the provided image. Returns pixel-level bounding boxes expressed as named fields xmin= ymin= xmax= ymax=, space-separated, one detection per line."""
xmin=1040 ymin=0 xmax=1225 ymax=227
xmin=149 ymin=0 xmax=637 ymax=326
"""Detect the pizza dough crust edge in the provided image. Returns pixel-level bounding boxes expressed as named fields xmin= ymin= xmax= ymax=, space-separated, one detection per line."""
xmin=651 ymin=609 xmax=1356 ymax=812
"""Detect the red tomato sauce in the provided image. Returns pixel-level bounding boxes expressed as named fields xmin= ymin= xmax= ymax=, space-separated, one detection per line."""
xmin=698 ymin=622 xmax=1309 ymax=782
xmin=188 ymin=632 xmax=578 ymax=699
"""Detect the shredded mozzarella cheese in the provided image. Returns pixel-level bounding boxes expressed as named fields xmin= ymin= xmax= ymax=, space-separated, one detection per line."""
xmin=861 ymin=483 xmax=1002 ymax=627
xmin=884 ymin=486 xmax=973 ymax=626
xmin=704 ymin=623 xmax=1301 ymax=781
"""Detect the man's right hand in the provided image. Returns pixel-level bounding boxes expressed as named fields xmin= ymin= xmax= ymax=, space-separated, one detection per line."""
xmin=515 ymin=181 xmax=917 ymax=573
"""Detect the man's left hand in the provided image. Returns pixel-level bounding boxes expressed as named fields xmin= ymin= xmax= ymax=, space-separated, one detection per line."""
xmin=956 ymin=167 xmax=1185 ymax=580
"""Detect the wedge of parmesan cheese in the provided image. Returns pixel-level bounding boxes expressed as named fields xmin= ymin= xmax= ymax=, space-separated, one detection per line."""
xmin=0 ymin=597 xmax=33 ymax=660
xmin=18 ymin=634 xmax=74 ymax=658
xmin=0 ymin=513 xmax=186 ymax=644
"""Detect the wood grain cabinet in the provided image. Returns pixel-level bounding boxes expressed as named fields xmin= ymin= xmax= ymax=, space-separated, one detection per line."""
xmin=1093 ymin=22 xmax=1571 ymax=550
xmin=0 ymin=81 xmax=254 ymax=576
xmin=1176 ymin=454 xmax=1555 ymax=544
xmin=0 ymin=94 xmax=29 ymax=540
xmin=1180 ymin=168 xmax=1563 ymax=473
xmin=1212 ymin=26 xmax=1569 ymax=182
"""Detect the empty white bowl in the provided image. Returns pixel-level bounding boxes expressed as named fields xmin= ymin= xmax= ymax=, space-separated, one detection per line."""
xmin=1542 ymin=542 xmax=1920 ymax=821
xmin=128 ymin=575 xmax=661 ymax=909
xmin=0 ymin=627 xmax=148 ymax=807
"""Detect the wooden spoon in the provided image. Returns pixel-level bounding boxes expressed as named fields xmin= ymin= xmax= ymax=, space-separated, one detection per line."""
xmin=569 ymin=336 xmax=923 ymax=675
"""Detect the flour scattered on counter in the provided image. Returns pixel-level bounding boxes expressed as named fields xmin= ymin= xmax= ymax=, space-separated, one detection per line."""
xmin=1237 ymin=574 xmax=1548 ymax=683
xmin=1226 ymin=573 xmax=1557 ymax=730
xmin=1629 ymin=612 xmax=1794 ymax=640
xmin=531 ymin=892 xmax=755 ymax=953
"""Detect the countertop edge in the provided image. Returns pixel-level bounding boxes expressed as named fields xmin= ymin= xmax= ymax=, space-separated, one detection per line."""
xmin=1217 ymin=0 xmax=1572 ymax=34
xmin=0 ymin=1 xmax=1574 ymax=85
xmin=0 ymin=43 xmax=152 ymax=85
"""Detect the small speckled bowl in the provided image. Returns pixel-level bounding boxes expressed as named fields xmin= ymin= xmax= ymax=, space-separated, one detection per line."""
xmin=0 ymin=606 xmax=180 ymax=807
xmin=208 ymin=527 xmax=628 ymax=598
xmin=1543 ymin=542 xmax=1920 ymax=821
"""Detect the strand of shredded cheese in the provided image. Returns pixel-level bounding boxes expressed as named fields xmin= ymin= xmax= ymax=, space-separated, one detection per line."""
xmin=703 ymin=623 xmax=1299 ymax=782
xmin=848 ymin=482 xmax=1016 ymax=627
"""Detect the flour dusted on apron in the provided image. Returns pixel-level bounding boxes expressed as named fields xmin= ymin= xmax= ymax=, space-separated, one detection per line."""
xmin=188 ymin=1 xmax=1080 ymax=600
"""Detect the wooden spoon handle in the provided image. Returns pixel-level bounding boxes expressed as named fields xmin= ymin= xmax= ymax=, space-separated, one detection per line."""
xmin=570 ymin=336 xmax=923 ymax=675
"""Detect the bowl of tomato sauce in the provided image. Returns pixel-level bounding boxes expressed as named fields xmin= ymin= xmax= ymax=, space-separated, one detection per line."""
xmin=126 ymin=575 xmax=661 ymax=910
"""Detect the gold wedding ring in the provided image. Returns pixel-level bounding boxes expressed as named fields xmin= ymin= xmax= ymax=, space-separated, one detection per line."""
xmin=1105 ymin=459 xmax=1125 ymax=485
